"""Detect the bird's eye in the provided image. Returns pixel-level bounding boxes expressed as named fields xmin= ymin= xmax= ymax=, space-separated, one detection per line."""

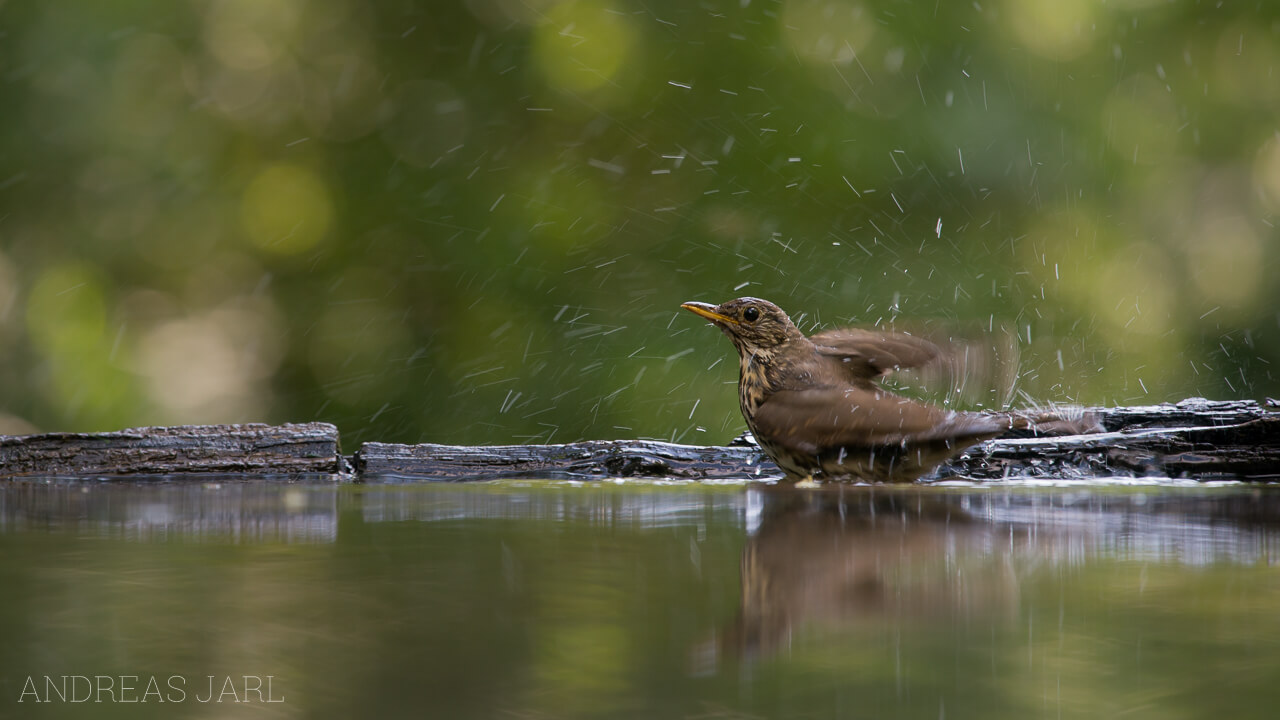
xmin=742 ymin=306 xmax=760 ymax=323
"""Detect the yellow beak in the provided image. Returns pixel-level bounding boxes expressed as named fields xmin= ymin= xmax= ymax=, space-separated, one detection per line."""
xmin=681 ymin=301 xmax=738 ymax=326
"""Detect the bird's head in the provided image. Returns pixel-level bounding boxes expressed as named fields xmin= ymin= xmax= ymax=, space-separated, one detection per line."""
xmin=680 ymin=297 xmax=804 ymax=357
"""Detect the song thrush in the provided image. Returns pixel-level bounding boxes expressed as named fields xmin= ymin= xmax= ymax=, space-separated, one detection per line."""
xmin=682 ymin=297 xmax=1098 ymax=483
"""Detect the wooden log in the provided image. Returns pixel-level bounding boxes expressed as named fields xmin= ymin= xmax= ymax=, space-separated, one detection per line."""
xmin=942 ymin=398 xmax=1280 ymax=481
xmin=946 ymin=416 xmax=1280 ymax=481
xmin=0 ymin=399 xmax=1274 ymax=481
xmin=356 ymin=399 xmax=1280 ymax=482
xmin=354 ymin=439 xmax=767 ymax=481
xmin=0 ymin=423 xmax=342 ymax=477
xmin=1094 ymin=397 xmax=1276 ymax=431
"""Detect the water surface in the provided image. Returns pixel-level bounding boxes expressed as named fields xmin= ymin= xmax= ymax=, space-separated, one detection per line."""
xmin=2 ymin=479 xmax=1278 ymax=719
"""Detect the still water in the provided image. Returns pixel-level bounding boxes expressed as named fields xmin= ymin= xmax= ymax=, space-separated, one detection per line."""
xmin=1 ymin=479 xmax=1278 ymax=719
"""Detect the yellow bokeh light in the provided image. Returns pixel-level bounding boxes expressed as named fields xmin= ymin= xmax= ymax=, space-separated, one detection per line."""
xmin=25 ymin=263 xmax=107 ymax=355
xmin=1006 ymin=0 xmax=1097 ymax=61
xmin=203 ymin=0 xmax=302 ymax=70
xmin=240 ymin=164 xmax=333 ymax=255
xmin=531 ymin=0 xmax=639 ymax=93
xmin=24 ymin=263 xmax=139 ymax=428
xmin=781 ymin=0 xmax=875 ymax=66
xmin=1020 ymin=214 xmax=1177 ymax=341
xmin=1096 ymin=242 xmax=1176 ymax=337
xmin=205 ymin=59 xmax=303 ymax=128
xmin=1185 ymin=215 xmax=1263 ymax=312
xmin=1018 ymin=207 xmax=1112 ymax=309
xmin=135 ymin=296 xmax=284 ymax=422
xmin=1252 ymin=135 xmax=1280 ymax=213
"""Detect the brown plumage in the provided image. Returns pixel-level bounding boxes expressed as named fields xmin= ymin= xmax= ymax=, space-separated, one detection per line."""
xmin=682 ymin=297 xmax=1099 ymax=482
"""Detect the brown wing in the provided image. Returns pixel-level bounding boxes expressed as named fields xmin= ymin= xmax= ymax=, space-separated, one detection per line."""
xmin=751 ymin=387 xmax=1007 ymax=454
xmin=808 ymin=328 xmax=942 ymax=381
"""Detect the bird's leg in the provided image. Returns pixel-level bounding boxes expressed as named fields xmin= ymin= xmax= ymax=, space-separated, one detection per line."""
xmin=793 ymin=474 xmax=821 ymax=489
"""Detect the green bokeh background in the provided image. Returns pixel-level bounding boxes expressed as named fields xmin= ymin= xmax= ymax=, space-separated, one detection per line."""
xmin=2 ymin=0 xmax=1277 ymax=445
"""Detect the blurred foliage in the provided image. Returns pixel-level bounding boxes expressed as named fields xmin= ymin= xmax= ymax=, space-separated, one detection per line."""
xmin=0 ymin=0 xmax=1277 ymax=444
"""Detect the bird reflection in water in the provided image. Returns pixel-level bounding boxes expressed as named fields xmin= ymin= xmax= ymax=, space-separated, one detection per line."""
xmin=708 ymin=486 xmax=1022 ymax=665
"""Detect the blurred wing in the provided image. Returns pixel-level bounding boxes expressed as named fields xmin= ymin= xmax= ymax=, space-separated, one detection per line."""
xmin=882 ymin=323 xmax=1021 ymax=409
xmin=750 ymin=388 xmax=1004 ymax=454
xmin=809 ymin=328 xmax=942 ymax=380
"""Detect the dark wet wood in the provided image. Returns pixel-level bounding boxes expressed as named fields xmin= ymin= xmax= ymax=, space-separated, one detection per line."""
xmin=354 ymin=439 xmax=766 ymax=481
xmin=0 ymin=423 xmax=342 ymax=477
xmin=357 ymin=398 xmax=1280 ymax=482
xmin=944 ymin=398 xmax=1280 ymax=481
xmin=1096 ymin=398 xmax=1274 ymax=431
xmin=950 ymin=415 xmax=1280 ymax=481
xmin=1 ymin=399 xmax=1275 ymax=481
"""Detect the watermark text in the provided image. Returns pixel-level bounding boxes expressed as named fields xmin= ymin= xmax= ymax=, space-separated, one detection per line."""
xmin=17 ymin=675 xmax=284 ymax=704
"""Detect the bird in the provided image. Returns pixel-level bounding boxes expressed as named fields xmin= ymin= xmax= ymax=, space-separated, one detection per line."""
xmin=681 ymin=297 xmax=1100 ymax=483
